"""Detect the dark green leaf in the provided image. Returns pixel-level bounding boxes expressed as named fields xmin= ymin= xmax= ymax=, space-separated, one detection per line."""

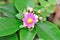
xmin=0 ymin=18 xmax=20 ymax=37
xmin=20 ymin=28 xmax=36 ymax=40
xmin=36 ymin=21 xmax=60 ymax=40
xmin=15 ymin=0 xmax=34 ymax=12
xmin=0 ymin=4 xmax=17 ymax=18
xmin=0 ymin=34 xmax=18 ymax=40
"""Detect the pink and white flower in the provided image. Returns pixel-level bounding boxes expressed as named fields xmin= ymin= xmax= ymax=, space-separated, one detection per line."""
xmin=22 ymin=13 xmax=38 ymax=28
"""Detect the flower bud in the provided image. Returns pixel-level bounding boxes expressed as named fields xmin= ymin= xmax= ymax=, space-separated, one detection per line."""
xmin=37 ymin=10 xmax=41 ymax=14
xmin=27 ymin=7 xmax=33 ymax=13
xmin=23 ymin=10 xmax=28 ymax=14
xmin=39 ymin=17 xmax=43 ymax=21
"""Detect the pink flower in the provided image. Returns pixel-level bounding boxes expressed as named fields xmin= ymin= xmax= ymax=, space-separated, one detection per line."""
xmin=22 ymin=13 xmax=38 ymax=28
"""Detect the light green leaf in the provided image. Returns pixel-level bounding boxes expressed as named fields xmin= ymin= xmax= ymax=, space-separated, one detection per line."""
xmin=0 ymin=34 xmax=18 ymax=40
xmin=0 ymin=4 xmax=17 ymax=18
xmin=16 ymin=13 xmax=23 ymax=19
xmin=48 ymin=0 xmax=56 ymax=5
xmin=39 ymin=0 xmax=47 ymax=7
xmin=15 ymin=0 xmax=34 ymax=12
xmin=37 ymin=3 xmax=56 ymax=19
xmin=0 ymin=18 xmax=20 ymax=37
xmin=19 ymin=25 xmax=24 ymax=28
xmin=38 ymin=38 xmax=44 ymax=40
xmin=45 ymin=4 xmax=56 ymax=15
xmin=36 ymin=0 xmax=56 ymax=19
xmin=36 ymin=21 xmax=60 ymax=40
xmin=20 ymin=28 xmax=36 ymax=40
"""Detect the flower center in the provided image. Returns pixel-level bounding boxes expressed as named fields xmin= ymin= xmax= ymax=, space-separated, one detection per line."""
xmin=27 ymin=18 xmax=33 ymax=24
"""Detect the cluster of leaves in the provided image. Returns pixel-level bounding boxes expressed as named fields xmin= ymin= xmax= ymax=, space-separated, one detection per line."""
xmin=0 ymin=0 xmax=58 ymax=40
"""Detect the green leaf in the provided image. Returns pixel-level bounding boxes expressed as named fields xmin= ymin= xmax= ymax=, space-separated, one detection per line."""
xmin=19 ymin=25 xmax=24 ymax=28
xmin=39 ymin=0 xmax=47 ymax=7
xmin=36 ymin=0 xmax=56 ymax=18
xmin=16 ymin=13 xmax=23 ymax=19
xmin=0 ymin=34 xmax=18 ymax=40
xmin=48 ymin=0 xmax=56 ymax=5
xmin=45 ymin=4 xmax=56 ymax=15
xmin=0 ymin=4 xmax=17 ymax=18
xmin=20 ymin=28 xmax=36 ymax=40
xmin=36 ymin=21 xmax=60 ymax=40
xmin=0 ymin=18 xmax=20 ymax=37
xmin=37 ymin=3 xmax=55 ymax=19
xmin=15 ymin=0 xmax=34 ymax=12
xmin=38 ymin=38 xmax=44 ymax=40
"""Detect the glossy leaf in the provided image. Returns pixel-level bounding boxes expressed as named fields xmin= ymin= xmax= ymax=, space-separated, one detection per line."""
xmin=36 ymin=21 xmax=60 ymax=40
xmin=0 ymin=18 xmax=20 ymax=37
xmin=20 ymin=28 xmax=36 ymax=40
xmin=0 ymin=4 xmax=17 ymax=18
xmin=0 ymin=34 xmax=18 ymax=40
xmin=15 ymin=0 xmax=34 ymax=12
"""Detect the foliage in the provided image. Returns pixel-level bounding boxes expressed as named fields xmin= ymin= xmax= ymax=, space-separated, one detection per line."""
xmin=0 ymin=0 xmax=57 ymax=40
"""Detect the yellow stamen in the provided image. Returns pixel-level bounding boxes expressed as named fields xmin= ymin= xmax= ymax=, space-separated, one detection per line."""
xmin=27 ymin=18 xmax=33 ymax=24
